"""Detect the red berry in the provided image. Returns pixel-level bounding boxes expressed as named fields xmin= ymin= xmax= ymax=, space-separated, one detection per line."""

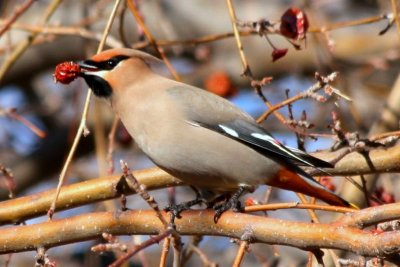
xmin=54 ymin=61 xmax=81 ymax=84
xmin=271 ymin=48 xmax=288 ymax=62
xmin=319 ymin=176 xmax=336 ymax=192
xmin=280 ymin=7 xmax=309 ymax=40
xmin=245 ymin=197 xmax=258 ymax=206
xmin=204 ymin=71 xmax=237 ymax=98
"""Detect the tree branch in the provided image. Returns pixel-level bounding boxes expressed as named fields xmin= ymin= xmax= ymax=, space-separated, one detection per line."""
xmin=0 ymin=167 xmax=182 ymax=225
xmin=1 ymin=208 xmax=400 ymax=257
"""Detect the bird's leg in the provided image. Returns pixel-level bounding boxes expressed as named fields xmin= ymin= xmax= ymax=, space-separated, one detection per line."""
xmin=165 ymin=186 xmax=206 ymax=227
xmin=213 ymin=186 xmax=247 ymax=223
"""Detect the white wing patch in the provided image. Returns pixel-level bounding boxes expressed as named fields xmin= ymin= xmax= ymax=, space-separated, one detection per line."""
xmin=251 ymin=133 xmax=277 ymax=143
xmin=251 ymin=133 xmax=310 ymax=165
xmin=286 ymin=146 xmax=308 ymax=155
xmin=219 ymin=125 xmax=239 ymax=138
xmin=186 ymin=120 xmax=201 ymax=127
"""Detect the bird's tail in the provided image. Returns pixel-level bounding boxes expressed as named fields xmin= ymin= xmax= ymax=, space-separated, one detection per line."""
xmin=269 ymin=168 xmax=358 ymax=209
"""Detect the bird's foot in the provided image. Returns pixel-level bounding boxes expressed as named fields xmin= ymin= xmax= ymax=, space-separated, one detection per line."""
xmin=213 ymin=186 xmax=246 ymax=223
xmin=165 ymin=198 xmax=205 ymax=228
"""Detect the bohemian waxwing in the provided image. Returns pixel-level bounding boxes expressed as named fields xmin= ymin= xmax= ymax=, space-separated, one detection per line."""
xmin=73 ymin=48 xmax=354 ymax=219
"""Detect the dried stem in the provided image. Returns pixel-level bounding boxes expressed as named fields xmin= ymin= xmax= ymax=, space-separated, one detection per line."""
xmin=313 ymin=14 xmax=387 ymax=32
xmin=48 ymin=0 xmax=124 ymax=219
xmin=225 ymin=0 xmax=288 ymax=124
xmin=109 ymin=229 xmax=174 ymax=267
xmin=0 ymin=0 xmax=37 ymax=37
xmin=126 ymin=0 xmax=181 ymax=81
xmin=187 ymin=244 xmax=217 ymax=267
xmin=0 ymin=0 xmax=62 ymax=82
xmin=256 ymin=72 xmax=339 ymax=123
xmin=245 ymin=203 xmax=355 ymax=214
xmin=107 ymin=116 xmax=120 ymax=174
xmin=391 ymin=0 xmax=400 ymax=43
xmin=232 ymin=240 xmax=249 ymax=267
xmin=159 ymin=237 xmax=171 ymax=267
xmin=0 ymin=12 xmax=390 ymax=56
xmin=1 ymin=108 xmax=46 ymax=138
xmin=296 ymin=192 xmax=341 ymax=264
xmin=120 ymin=161 xmax=168 ymax=228
xmin=0 ymin=21 xmax=123 ymax=48
xmin=370 ymin=130 xmax=400 ymax=141
xmin=225 ymin=0 xmax=251 ymax=76
xmin=0 ymin=164 xmax=15 ymax=199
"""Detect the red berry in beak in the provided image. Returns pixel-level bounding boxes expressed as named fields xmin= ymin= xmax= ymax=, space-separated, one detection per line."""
xmin=53 ymin=61 xmax=81 ymax=84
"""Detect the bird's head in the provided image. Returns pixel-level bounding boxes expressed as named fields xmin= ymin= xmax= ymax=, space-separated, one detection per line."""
xmin=76 ymin=48 xmax=162 ymax=98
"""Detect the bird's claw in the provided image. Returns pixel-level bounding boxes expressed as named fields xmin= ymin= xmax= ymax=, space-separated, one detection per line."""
xmin=213 ymin=197 xmax=243 ymax=223
xmin=165 ymin=198 xmax=204 ymax=227
xmin=213 ymin=186 xmax=247 ymax=223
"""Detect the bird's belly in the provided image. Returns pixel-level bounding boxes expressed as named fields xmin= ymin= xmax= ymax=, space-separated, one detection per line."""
xmin=140 ymin=125 xmax=281 ymax=191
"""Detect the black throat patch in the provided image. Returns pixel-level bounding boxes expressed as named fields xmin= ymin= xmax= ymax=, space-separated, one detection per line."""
xmin=83 ymin=75 xmax=113 ymax=98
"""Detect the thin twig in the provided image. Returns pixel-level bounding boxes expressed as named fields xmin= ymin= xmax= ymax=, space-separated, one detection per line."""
xmin=296 ymin=193 xmax=341 ymax=266
xmin=225 ymin=0 xmax=289 ymax=125
xmin=296 ymin=193 xmax=320 ymax=223
xmin=391 ymin=0 xmax=400 ymax=43
xmin=48 ymin=0 xmax=124 ymax=220
xmin=3 ymin=253 xmax=12 ymax=267
xmin=313 ymin=14 xmax=387 ymax=32
xmin=93 ymin=100 xmax=108 ymax=176
xmin=370 ymin=130 xmax=400 ymax=141
xmin=109 ymin=229 xmax=174 ymax=267
xmin=245 ymin=202 xmax=355 ymax=214
xmin=256 ymin=72 xmax=339 ymax=123
xmin=0 ymin=12 xmax=389 ymax=55
xmin=133 ymin=31 xmax=252 ymax=49
xmin=360 ymin=175 xmax=370 ymax=206
xmin=0 ymin=163 xmax=15 ymax=199
xmin=107 ymin=116 xmax=120 ymax=174
xmin=1 ymin=108 xmax=46 ymax=138
xmin=232 ymin=240 xmax=249 ymax=267
xmin=1 ymin=21 xmax=123 ymax=48
xmin=0 ymin=0 xmax=37 ymax=37
xmin=126 ymin=0 xmax=181 ymax=81
xmin=159 ymin=237 xmax=171 ymax=267
xmin=120 ymin=161 xmax=169 ymax=228
xmin=91 ymin=233 xmax=128 ymax=253
xmin=120 ymin=161 xmax=182 ymax=266
xmin=187 ymin=244 xmax=217 ymax=267
xmin=0 ymin=0 xmax=63 ymax=82
xmin=225 ymin=0 xmax=251 ymax=76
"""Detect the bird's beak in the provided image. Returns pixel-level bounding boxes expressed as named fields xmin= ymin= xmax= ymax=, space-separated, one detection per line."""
xmin=76 ymin=60 xmax=101 ymax=75
xmin=74 ymin=60 xmax=112 ymax=98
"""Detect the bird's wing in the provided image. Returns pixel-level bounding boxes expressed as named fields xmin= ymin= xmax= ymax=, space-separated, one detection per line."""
xmin=199 ymin=119 xmax=333 ymax=169
xmin=166 ymin=85 xmax=333 ymax=170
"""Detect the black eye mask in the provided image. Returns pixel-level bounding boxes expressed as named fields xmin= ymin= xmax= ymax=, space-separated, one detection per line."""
xmin=81 ymin=55 xmax=130 ymax=71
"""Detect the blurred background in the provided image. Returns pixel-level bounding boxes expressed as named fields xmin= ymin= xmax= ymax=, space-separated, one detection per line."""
xmin=0 ymin=0 xmax=399 ymax=266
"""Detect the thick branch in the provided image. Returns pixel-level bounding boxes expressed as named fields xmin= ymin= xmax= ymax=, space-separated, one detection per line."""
xmin=0 ymin=167 xmax=182 ymax=225
xmin=310 ymin=144 xmax=400 ymax=175
xmin=337 ymin=202 xmax=400 ymax=228
xmin=1 ymin=209 xmax=400 ymax=257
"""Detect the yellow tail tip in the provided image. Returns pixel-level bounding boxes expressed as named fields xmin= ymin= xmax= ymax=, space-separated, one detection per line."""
xmin=349 ymin=202 xmax=360 ymax=210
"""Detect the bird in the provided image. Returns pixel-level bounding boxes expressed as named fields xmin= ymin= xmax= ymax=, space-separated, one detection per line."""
xmin=68 ymin=48 xmax=355 ymax=221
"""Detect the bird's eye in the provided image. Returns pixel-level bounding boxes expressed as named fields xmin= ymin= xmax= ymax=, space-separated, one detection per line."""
xmin=107 ymin=59 xmax=117 ymax=68
xmin=99 ymin=55 xmax=129 ymax=70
